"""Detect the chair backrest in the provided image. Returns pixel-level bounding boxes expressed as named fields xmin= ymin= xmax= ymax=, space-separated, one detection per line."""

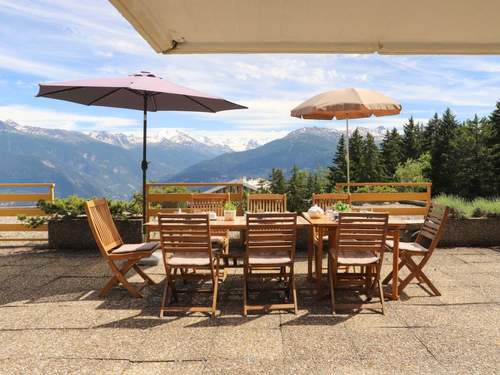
xmin=312 ymin=193 xmax=351 ymax=211
xmin=158 ymin=213 xmax=213 ymax=260
xmin=247 ymin=193 xmax=287 ymax=213
xmin=190 ymin=193 xmax=229 ymax=216
xmin=416 ymin=204 xmax=449 ymax=252
xmin=246 ymin=213 xmax=297 ymax=261
xmin=335 ymin=212 xmax=389 ymax=258
xmin=84 ymin=199 xmax=123 ymax=257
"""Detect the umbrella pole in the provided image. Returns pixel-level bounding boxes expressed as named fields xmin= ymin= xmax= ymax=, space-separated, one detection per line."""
xmin=141 ymin=95 xmax=148 ymax=235
xmin=345 ymin=118 xmax=350 ymax=193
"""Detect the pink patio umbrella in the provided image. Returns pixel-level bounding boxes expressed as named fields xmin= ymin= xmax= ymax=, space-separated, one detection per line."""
xmin=291 ymin=88 xmax=401 ymax=192
xmin=37 ymin=71 xmax=246 ymax=223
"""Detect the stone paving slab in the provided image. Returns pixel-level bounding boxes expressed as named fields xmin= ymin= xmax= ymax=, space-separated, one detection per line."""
xmin=0 ymin=246 xmax=498 ymax=374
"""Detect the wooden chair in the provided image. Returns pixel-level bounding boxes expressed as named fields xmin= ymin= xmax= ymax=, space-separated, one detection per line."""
xmin=247 ymin=193 xmax=287 ymax=213
xmin=382 ymin=204 xmax=449 ymax=296
xmin=84 ymin=199 xmax=158 ymax=298
xmin=312 ymin=193 xmax=351 ymax=211
xmin=158 ymin=213 xmax=220 ymax=317
xmin=311 ymin=193 xmax=351 ymax=275
xmin=244 ymin=213 xmax=298 ymax=316
xmin=328 ymin=212 xmax=389 ymax=314
xmin=190 ymin=193 xmax=230 ymax=251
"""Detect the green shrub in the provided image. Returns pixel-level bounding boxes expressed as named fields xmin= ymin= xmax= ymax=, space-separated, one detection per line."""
xmin=18 ymin=195 xmax=142 ymax=228
xmin=433 ymin=194 xmax=500 ymax=218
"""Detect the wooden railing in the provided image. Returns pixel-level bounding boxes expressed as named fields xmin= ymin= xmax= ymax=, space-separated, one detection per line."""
xmin=336 ymin=182 xmax=432 ymax=216
xmin=145 ymin=182 xmax=244 ymax=240
xmin=0 ymin=183 xmax=55 ymax=242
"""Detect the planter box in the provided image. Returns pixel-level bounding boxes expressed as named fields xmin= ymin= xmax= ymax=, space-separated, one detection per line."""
xmin=48 ymin=217 xmax=143 ymax=251
xmin=439 ymin=217 xmax=500 ymax=247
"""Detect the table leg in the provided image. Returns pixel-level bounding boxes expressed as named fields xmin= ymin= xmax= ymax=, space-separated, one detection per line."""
xmin=307 ymin=225 xmax=314 ymax=281
xmin=391 ymin=230 xmax=400 ymax=301
xmin=315 ymin=227 xmax=324 ymax=297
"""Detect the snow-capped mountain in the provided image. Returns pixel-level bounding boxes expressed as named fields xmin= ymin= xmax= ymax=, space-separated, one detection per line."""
xmin=86 ymin=129 xmax=268 ymax=152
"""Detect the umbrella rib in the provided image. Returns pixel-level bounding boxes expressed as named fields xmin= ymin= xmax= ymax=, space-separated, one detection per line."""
xmin=183 ymin=95 xmax=216 ymax=113
xmin=150 ymin=93 xmax=159 ymax=112
xmin=86 ymin=87 xmax=123 ymax=106
xmin=36 ymin=86 xmax=82 ymax=97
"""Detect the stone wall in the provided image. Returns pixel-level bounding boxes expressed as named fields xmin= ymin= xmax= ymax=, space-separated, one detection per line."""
xmin=48 ymin=218 xmax=143 ymax=250
xmin=439 ymin=217 xmax=500 ymax=247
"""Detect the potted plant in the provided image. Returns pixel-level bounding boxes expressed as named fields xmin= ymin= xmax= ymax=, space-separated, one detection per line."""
xmin=223 ymin=201 xmax=237 ymax=221
xmin=335 ymin=201 xmax=350 ymax=213
xmin=18 ymin=195 xmax=143 ymax=250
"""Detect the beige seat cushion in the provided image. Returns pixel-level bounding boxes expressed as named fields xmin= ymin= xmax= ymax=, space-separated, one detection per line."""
xmin=112 ymin=241 xmax=159 ymax=254
xmin=337 ymin=250 xmax=379 ymax=265
xmin=248 ymin=251 xmax=291 ymax=265
xmin=166 ymin=252 xmax=211 ymax=266
xmin=386 ymin=240 xmax=428 ymax=252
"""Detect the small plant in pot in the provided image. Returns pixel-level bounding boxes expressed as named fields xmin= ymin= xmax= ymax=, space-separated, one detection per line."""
xmin=335 ymin=201 xmax=350 ymax=213
xmin=223 ymin=201 xmax=237 ymax=221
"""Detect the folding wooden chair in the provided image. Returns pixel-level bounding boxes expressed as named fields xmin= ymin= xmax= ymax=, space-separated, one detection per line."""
xmin=311 ymin=193 xmax=351 ymax=275
xmin=243 ymin=213 xmax=298 ymax=316
xmin=158 ymin=213 xmax=220 ymax=317
xmin=328 ymin=212 xmax=389 ymax=315
xmin=84 ymin=199 xmax=158 ymax=298
xmin=247 ymin=193 xmax=287 ymax=213
xmin=383 ymin=204 xmax=449 ymax=296
xmin=190 ymin=193 xmax=230 ymax=253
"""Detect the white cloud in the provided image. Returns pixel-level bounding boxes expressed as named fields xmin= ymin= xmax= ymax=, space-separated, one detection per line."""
xmin=0 ymin=105 xmax=137 ymax=130
xmin=0 ymin=54 xmax=84 ymax=80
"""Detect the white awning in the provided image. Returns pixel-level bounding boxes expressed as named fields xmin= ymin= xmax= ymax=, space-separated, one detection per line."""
xmin=110 ymin=0 xmax=500 ymax=54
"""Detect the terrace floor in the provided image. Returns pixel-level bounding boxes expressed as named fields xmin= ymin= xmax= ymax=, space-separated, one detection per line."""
xmin=0 ymin=245 xmax=498 ymax=374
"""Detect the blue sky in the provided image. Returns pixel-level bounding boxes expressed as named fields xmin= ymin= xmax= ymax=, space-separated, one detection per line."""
xmin=1 ymin=0 xmax=500 ymax=144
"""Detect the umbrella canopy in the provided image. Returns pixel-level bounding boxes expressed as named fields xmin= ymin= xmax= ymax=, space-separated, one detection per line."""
xmin=290 ymin=88 xmax=401 ymax=120
xmin=37 ymin=71 xmax=245 ymax=112
xmin=291 ymin=88 xmax=401 ymax=192
xmin=37 ymin=71 xmax=246 ymax=226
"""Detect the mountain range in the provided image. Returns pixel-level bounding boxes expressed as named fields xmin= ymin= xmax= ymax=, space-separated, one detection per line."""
xmin=0 ymin=119 xmax=386 ymax=198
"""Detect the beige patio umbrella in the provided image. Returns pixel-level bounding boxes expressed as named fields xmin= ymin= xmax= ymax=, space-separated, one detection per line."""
xmin=291 ymin=88 xmax=401 ymax=192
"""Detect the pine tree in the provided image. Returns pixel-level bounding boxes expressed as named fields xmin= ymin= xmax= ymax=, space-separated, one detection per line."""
xmin=422 ymin=113 xmax=440 ymax=153
xmin=430 ymin=108 xmax=460 ymax=195
xmin=360 ymin=133 xmax=384 ymax=181
xmin=327 ymin=135 xmax=347 ymax=190
xmin=487 ymin=101 xmax=500 ymax=195
xmin=269 ymin=168 xmax=286 ymax=194
xmin=455 ymin=115 xmax=491 ymax=198
xmin=381 ymin=128 xmax=404 ymax=179
xmin=348 ymin=129 xmax=364 ymax=181
xmin=287 ymin=165 xmax=308 ymax=212
xmin=402 ymin=117 xmax=423 ymax=161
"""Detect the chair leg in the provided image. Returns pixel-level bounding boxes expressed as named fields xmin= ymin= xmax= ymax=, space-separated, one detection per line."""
xmin=211 ymin=260 xmax=220 ymax=318
xmin=133 ymin=263 xmax=156 ymax=285
xmin=243 ymin=264 xmax=249 ymax=317
xmin=160 ymin=269 xmax=171 ymax=318
xmin=328 ymin=255 xmax=336 ymax=315
xmin=402 ymin=255 xmax=441 ymax=296
xmin=290 ymin=266 xmax=298 ymax=315
xmin=378 ymin=279 xmax=385 ymax=315
xmin=100 ymin=259 xmax=136 ymax=297
xmin=108 ymin=259 xmax=143 ymax=298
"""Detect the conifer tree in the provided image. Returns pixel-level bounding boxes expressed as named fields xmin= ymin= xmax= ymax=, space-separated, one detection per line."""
xmin=422 ymin=113 xmax=440 ymax=153
xmin=430 ymin=108 xmax=460 ymax=195
xmin=381 ymin=128 xmax=403 ymax=179
xmin=287 ymin=165 xmax=308 ymax=212
xmin=348 ymin=129 xmax=364 ymax=181
xmin=360 ymin=133 xmax=384 ymax=181
xmin=327 ymin=135 xmax=347 ymax=190
xmin=487 ymin=101 xmax=500 ymax=195
xmin=269 ymin=168 xmax=286 ymax=194
xmin=402 ymin=117 xmax=423 ymax=161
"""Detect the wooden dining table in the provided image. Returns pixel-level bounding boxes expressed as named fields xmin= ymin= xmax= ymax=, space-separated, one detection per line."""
xmin=302 ymin=212 xmax=424 ymax=300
